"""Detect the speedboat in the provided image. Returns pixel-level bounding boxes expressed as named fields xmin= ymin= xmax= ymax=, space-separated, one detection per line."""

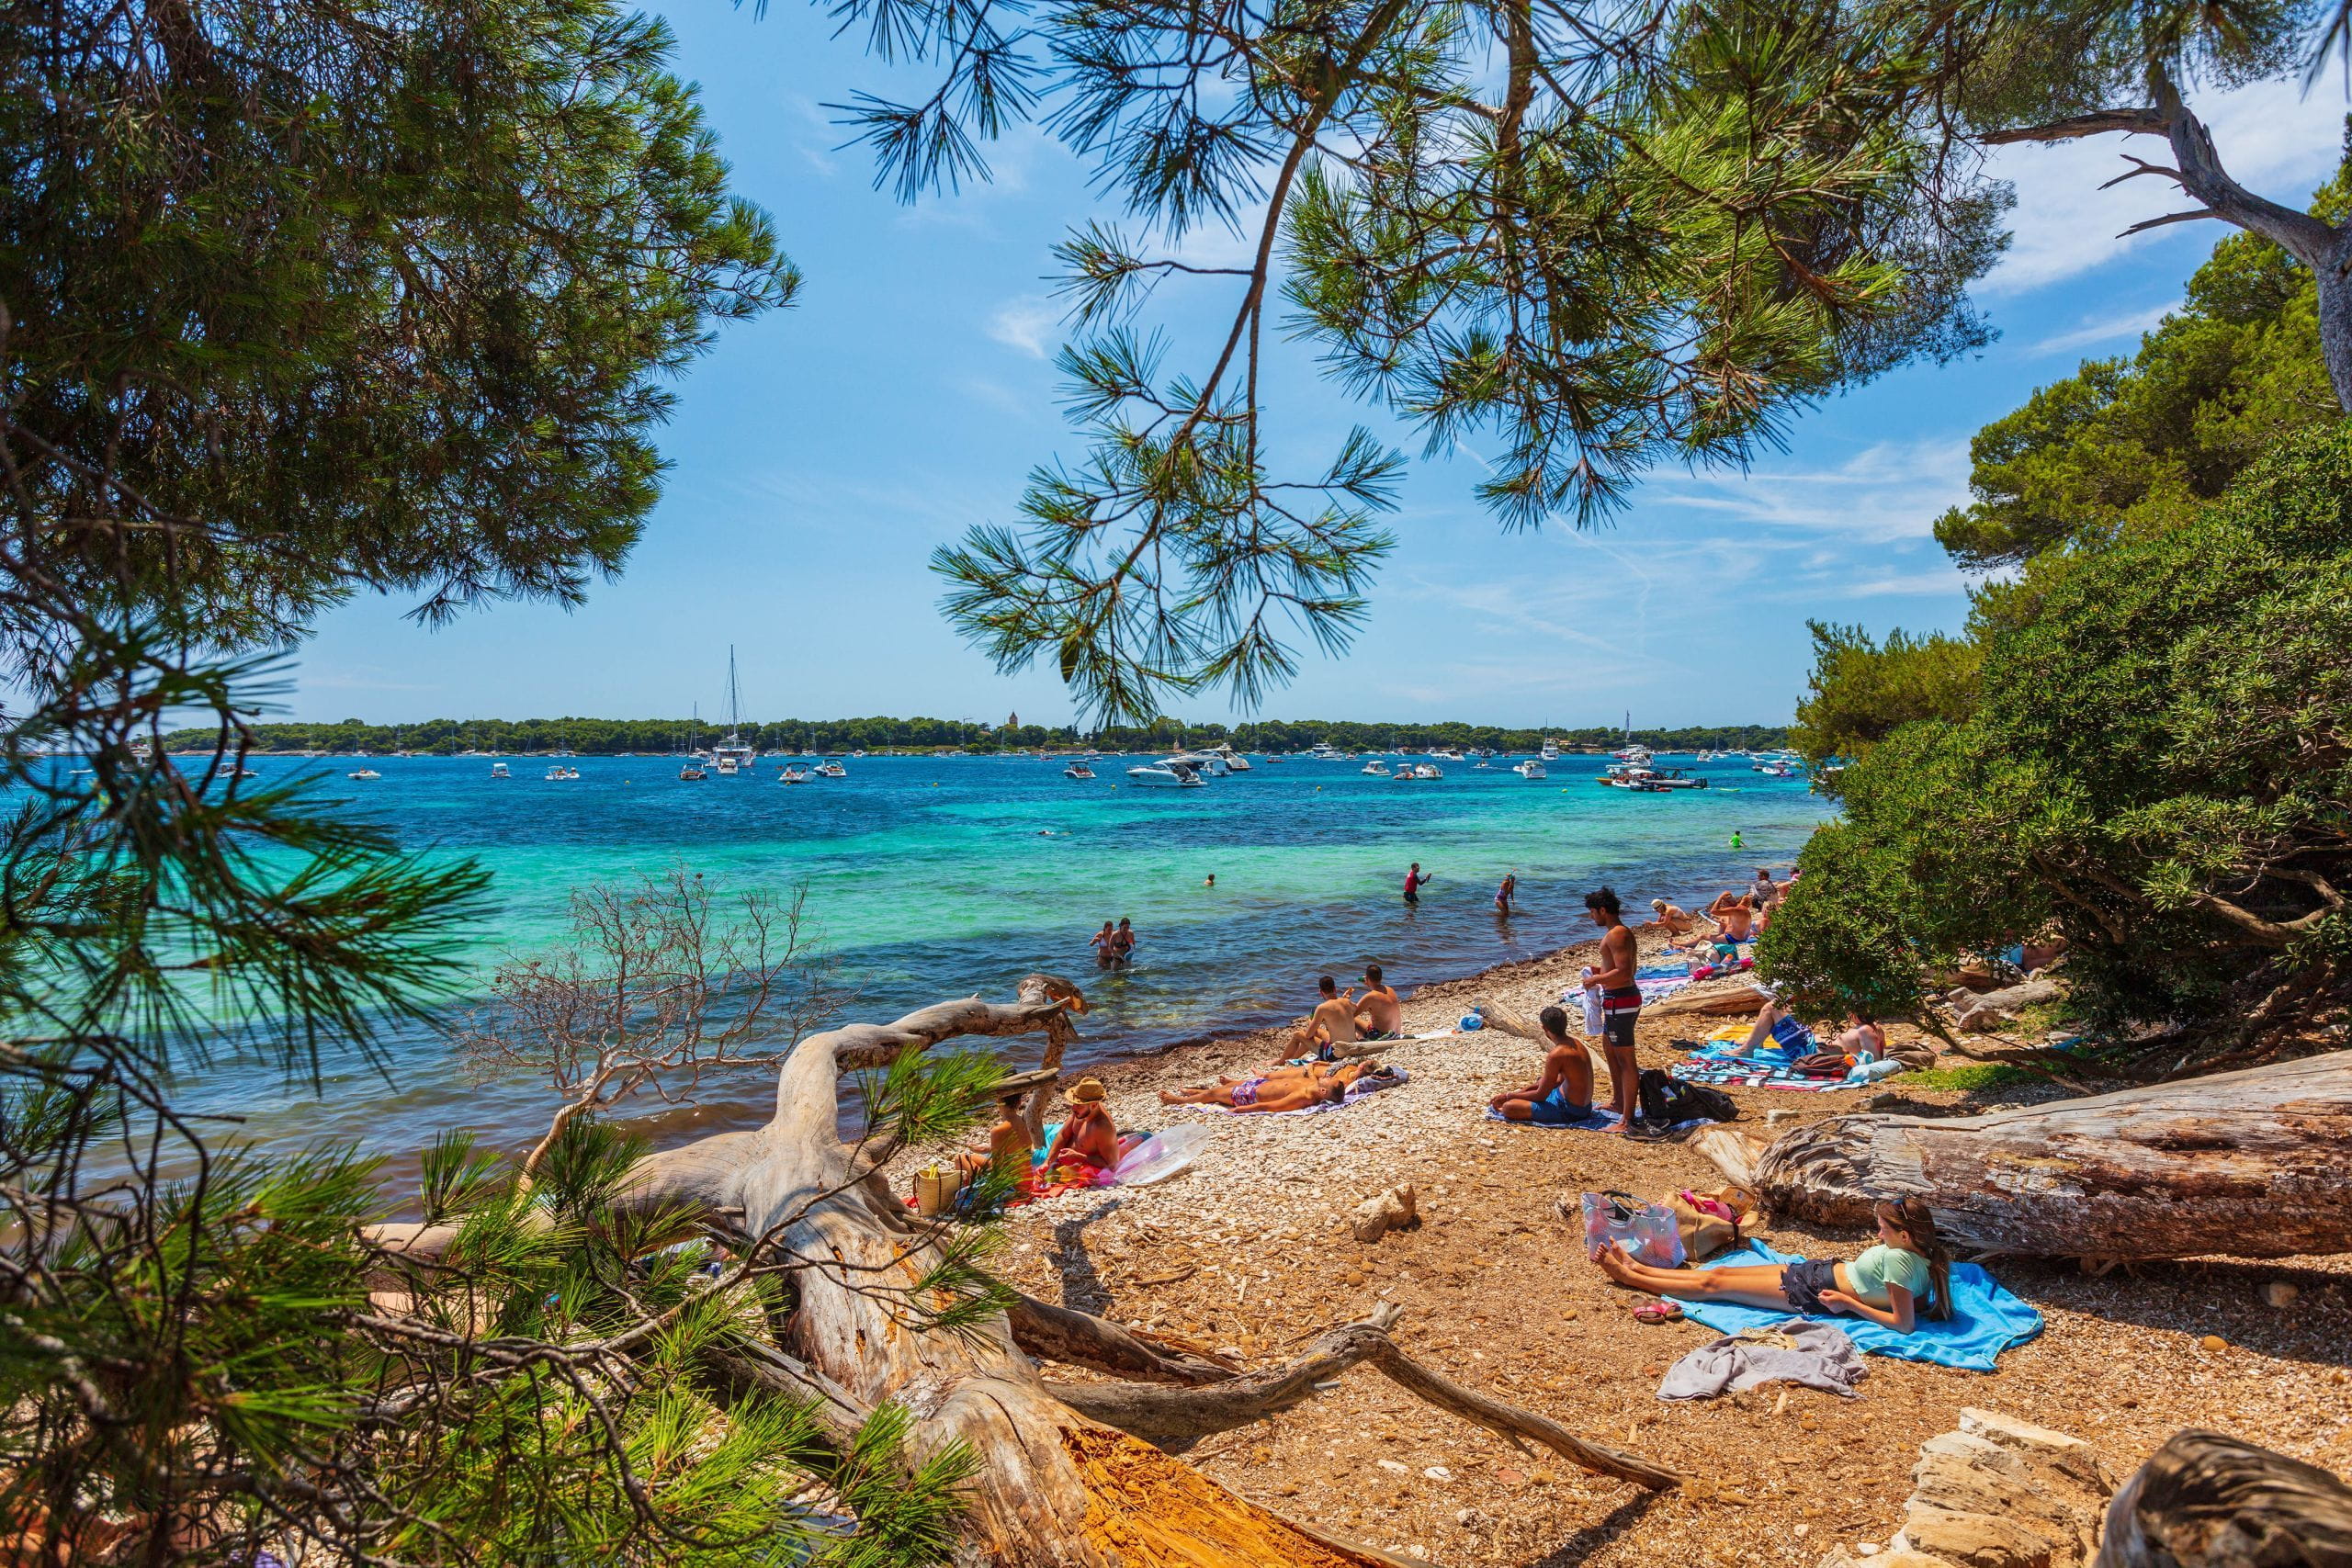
xmin=714 ymin=756 xmax=739 ymax=776
xmin=1430 ymin=747 xmax=1464 ymax=762
xmin=1360 ymin=759 xmax=1390 ymax=775
xmin=1515 ymin=759 xmax=1547 ymax=779
xmin=815 ymin=761 xmax=847 ymax=778
xmin=1472 ymin=761 xmax=1492 ymax=770
xmin=1307 ymin=742 xmax=1345 ymax=761
xmin=1064 ymin=762 xmax=1097 ymax=780
xmin=490 ymin=762 xmax=510 ymax=779
xmin=1413 ymin=763 xmax=1442 ymax=779
xmin=1650 ymin=768 xmax=1708 ymax=789
xmin=1125 ymin=760 xmax=1204 ymax=787
xmin=544 ymin=765 xmax=579 ymax=781
xmin=678 ymin=763 xmax=707 ymax=781
xmin=346 ymin=768 xmax=381 ymax=781
xmin=1208 ymin=743 xmax=1251 ymax=773
xmin=778 ymin=766 xmax=810 ymax=784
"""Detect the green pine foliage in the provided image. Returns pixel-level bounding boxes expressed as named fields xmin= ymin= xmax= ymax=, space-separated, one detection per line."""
xmin=1932 ymin=149 xmax=2348 ymax=570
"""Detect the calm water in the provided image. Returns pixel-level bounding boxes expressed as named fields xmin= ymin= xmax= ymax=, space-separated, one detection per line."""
xmin=168 ymin=751 xmax=1832 ymax=1169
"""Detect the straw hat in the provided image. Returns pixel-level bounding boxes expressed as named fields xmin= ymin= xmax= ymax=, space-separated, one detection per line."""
xmin=1066 ymin=1077 xmax=1107 ymax=1104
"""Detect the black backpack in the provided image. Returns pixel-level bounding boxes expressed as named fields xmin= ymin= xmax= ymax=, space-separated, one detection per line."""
xmin=1636 ymin=1067 xmax=1737 ymax=1128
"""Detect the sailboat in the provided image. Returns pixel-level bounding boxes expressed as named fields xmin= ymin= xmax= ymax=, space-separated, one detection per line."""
xmin=711 ymin=648 xmax=756 ymax=775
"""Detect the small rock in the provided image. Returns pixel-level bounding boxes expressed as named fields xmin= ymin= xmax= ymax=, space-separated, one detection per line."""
xmin=1857 ymin=1544 xmax=1881 ymax=1558
xmin=1422 ymin=1466 xmax=1452 ymax=1482
xmin=2200 ymin=1334 xmax=2228 ymax=1352
xmin=1377 ymin=1459 xmax=1411 ymax=1474
xmin=2263 ymin=1281 xmax=2299 ymax=1309
xmin=1793 ymin=1525 xmax=1811 ymax=1539
xmin=1764 ymin=1109 xmax=1796 ymax=1128
xmin=1496 ymin=1467 xmax=1525 ymax=1485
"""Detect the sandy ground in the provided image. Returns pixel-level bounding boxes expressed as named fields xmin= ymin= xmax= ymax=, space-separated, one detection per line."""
xmin=972 ymin=926 xmax=2352 ymax=1567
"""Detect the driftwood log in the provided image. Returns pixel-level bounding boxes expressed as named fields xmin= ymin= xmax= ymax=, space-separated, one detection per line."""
xmin=2098 ymin=1429 xmax=2352 ymax=1568
xmin=398 ymin=976 xmax=1673 ymax=1565
xmin=1706 ymin=1052 xmax=2352 ymax=1260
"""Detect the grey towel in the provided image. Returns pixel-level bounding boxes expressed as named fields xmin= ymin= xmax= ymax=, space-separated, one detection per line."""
xmin=1656 ymin=1317 xmax=1867 ymax=1401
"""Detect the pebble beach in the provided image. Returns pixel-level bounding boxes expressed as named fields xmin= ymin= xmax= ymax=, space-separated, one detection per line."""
xmin=978 ymin=925 xmax=2352 ymax=1567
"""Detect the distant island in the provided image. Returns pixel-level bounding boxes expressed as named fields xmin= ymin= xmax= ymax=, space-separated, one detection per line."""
xmin=163 ymin=716 xmax=1792 ymax=757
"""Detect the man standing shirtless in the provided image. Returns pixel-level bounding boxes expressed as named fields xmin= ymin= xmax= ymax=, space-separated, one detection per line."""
xmin=1356 ymin=964 xmax=1402 ymax=1039
xmin=1291 ymin=975 xmax=1362 ymax=1057
xmin=1584 ymin=886 xmax=1642 ymax=1132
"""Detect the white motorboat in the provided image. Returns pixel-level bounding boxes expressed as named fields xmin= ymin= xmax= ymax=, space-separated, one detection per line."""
xmin=1208 ymin=743 xmax=1251 ymax=773
xmin=815 ymin=761 xmax=847 ymax=778
xmin=679 ymin=763 xmax=707 ymax=781
xmin=714 ymin=756 xmax=739 ymax=776
xmin=778 ymin=766 xmax=810 ymax=784
xmin=1307 ymin=741 xmax=1345 ymax=761
xmin=490 ymin=762 xmax=510 ymax=779
xmin=1430 ymin=747 xmax=1464 ymax=762
xmin=346 ymin=768 xmax=381 ymax=780
xmin=1515 ymin=760 xmax=1548 ymax=779
xmin=1360 ymin=759 xmax=1390 ymax=775
xmin=1472 ymin=761 xmax=1492 ymax=770
xmin=543 ymin=765 xmax=579 ymax=781
xmin=1540 ymin=738 xmax=1562 ymax=761
xmin=1125 ymin=761 xmax=1204 ymax=787
xmin=1064 ymin=762 xmax=1097 ymax=780
xmin=1413 ymin=763 xmax=1442 ymax=779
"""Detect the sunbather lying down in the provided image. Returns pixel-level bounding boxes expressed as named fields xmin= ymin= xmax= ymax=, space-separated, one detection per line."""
xmin=1591 ymin=1199 xmax=1953 ymax=1335
xmin=1159 ymin=1058 xmax=1380 ymax=1112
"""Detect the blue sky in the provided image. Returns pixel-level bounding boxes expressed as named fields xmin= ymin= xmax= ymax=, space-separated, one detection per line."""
xmin=284 ymin=7 xmax=2351 ymax=730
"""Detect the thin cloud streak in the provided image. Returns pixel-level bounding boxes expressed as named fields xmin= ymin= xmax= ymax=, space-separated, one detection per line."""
xmin=2031 ymin=301 xmax=2176 ymax=355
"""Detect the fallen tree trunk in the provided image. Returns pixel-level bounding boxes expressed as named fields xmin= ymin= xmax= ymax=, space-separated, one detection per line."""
xmin=1739 ymin=1052 xmax=2352 ymax=1259
xmin=608 ymin=976 xmax=1671 ymax=1564
xmin=2098 ymin=1428 xmax=2352 ymax=1567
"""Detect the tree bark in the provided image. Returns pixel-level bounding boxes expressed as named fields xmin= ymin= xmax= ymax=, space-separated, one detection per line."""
xmin=1980 ymin=71 xmax=2352 ymax=412
xmin=606 ymin=976 xmax=1671 ymax=1564
xmin=1721 ymin=1053 xmax=2352 ymax=1260
xmin=2097 ymin=1428 xmax=2352 ymax=1568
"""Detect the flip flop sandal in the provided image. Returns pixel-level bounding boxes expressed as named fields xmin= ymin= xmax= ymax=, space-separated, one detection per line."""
xmin=1632 ymin=1302 xmax=1685 ymax=1325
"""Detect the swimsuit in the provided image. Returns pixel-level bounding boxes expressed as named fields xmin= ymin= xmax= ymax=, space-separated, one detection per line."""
xmin=1524 ymin=1086 xmax=1595 ymax=1125
xmin=1600 ymin=985 xmax=1641 ymax=1051
xmin=1231 ymin=1077 xmax=1265 ymax=1107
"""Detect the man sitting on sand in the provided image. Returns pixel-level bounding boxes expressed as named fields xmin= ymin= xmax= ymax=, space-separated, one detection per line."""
xmin=1040 ymin=1077 xmax=1122 ymax=1178
xmin=1356 ymin=964 xmax=1403 ymax=1039
xmin=1159 ymin=1059 xmax=1378 ymax=1113
xmin=1706 ymin=891 xmax=1756 ymax=942
xmin=956 ymin=1090 xmax=1035 ymax=1181
xmin=1488 ymin=1005 xmax=1596 ymax=1123
xmin=1289 ymin=975 xmax=1363 ymax=1057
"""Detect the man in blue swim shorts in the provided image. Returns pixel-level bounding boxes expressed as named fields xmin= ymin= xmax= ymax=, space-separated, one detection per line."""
xmin=1488 ymin=1005 xmax=1595 ymax=1122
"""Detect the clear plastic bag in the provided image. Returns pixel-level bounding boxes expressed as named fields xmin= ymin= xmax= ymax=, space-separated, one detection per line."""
xmin=1579 ymin=1190 xmax=1687 ymax=1268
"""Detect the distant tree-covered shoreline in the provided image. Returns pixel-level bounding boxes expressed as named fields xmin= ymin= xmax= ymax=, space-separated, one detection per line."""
xmin=163 ymin=716 xmax=1792 ymax=756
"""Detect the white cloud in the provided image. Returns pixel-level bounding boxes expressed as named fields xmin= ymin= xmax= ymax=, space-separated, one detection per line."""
xmin=1643 ymin=437 xmax=1973 ymax=542
xmin=1985 ymin=79 xmax=2346 ymax=295
xmin=984 ymin=295 xmax=1059 ymax=358
xmin=2030 ymin=301 xmax=2177 ymax=355
xmin=1835 ymin=567 xmax=1972 ymax=598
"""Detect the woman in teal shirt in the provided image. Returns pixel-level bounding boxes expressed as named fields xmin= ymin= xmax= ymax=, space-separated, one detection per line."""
xmin=1591 ymin=1199 xmax=1952 ymax=1331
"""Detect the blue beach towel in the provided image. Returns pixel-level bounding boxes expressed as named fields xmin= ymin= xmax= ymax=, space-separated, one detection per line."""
xmin=1484 ymin=1104 xmax=1621 ymax=1130
xmin=1678 ymin=1241 xmax=2041 ymax=1371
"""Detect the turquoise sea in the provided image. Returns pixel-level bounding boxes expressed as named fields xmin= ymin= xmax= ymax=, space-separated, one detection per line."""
xmin=174 ymin=750 xmax=1834 ymax=1172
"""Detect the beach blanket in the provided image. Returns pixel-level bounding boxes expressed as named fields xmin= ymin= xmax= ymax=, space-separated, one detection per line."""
xmin=1657 ymin=1320 xmax=1866 ymax=1402
xmin=1670 ymin=1031 xmax=1861 ymax=1092
xmin=1484 ymin=1103 xmax=1621 ymax=1130
xmin=1679 ymin=1241 xmax=2042 ymax=1371
xmin=1634 ymin=961 xmax=1693 ymax=1006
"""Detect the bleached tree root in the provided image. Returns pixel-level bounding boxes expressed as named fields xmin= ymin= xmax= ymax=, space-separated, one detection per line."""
xmin=601 ymin=976 xmax=1671 ymax=1564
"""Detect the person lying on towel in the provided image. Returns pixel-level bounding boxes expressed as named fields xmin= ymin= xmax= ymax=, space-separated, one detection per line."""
xmin=1592 ymin=1199 xmax=1952 ymax=1334
xmin=1157 ymin=1058 xmax=1375 ymax=1112
xmin=1487 ymin=1005 xmax=1596 ymax=1123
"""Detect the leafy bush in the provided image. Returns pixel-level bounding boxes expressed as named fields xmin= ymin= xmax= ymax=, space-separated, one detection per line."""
xmin=1764 ymin=422 xmax=2352 ymax=1032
